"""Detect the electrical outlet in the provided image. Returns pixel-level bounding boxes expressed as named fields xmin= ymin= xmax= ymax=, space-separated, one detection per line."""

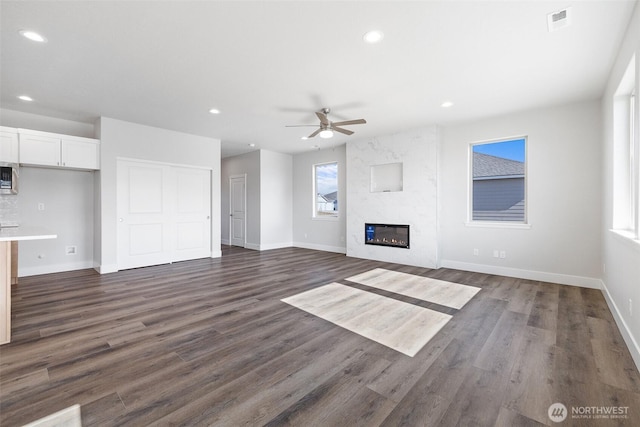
xmin=493 ymin=250 xmax=499 ymax=258
xmin=473 ymin=248 xmax=479 ymax=256
xmin=500 ymin=250 xmax=507 ymax=259
xmin=37 ymin=203 xmax=45 ymax=211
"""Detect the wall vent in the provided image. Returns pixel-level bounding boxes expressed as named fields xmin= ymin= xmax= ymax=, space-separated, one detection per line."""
xmin=547 ymin=7 xmax=572 ymax=32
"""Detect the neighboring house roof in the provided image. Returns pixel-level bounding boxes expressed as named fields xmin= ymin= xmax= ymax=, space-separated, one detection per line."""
xmin=323 ymin=191 xmax=338 ymax=202
xmin=473 ymin=152 xmax=524 ymax=179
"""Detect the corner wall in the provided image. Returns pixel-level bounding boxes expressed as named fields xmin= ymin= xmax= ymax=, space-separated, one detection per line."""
xmin=96 ymin=117 xmax=221 ymax=273
xmin=440 ymin=100 xmax=602 ymax=288
xmin=292 ymin=145 xmax=347 ymax=253
xmin=221 ymin=151 xmax=261 ymax=248
xmin=601 ymin=1 xmax=640 ymax=369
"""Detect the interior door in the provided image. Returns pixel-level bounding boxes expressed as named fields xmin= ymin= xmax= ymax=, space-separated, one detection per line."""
xmin=117 ymin=159 xmax=212 ymax=270
xmin=230 ymin=175 xmax=246 ymax=247
xmin=117 ymin=160 xmax=170 ymax=270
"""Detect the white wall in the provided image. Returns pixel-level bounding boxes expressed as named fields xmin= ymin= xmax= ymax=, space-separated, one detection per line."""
xmin=601 ymin=2 xmax=640 ymax=369
xmin=440 ymin=100 xmax=602 ymax=287
xmin=260 ymin=150 xmax=293 ymax=250
xmin=292 ymin=145 xmax=347 ymax=253
xmin=17 ymin=167 xmax=95 ymax=275
xmin=96 ymin=117 xmax=221 ymax=273
xmin=346 ymin=126 xmax=439 ymax=268
xmin=220 ymin=150 xmax=261 ymax=247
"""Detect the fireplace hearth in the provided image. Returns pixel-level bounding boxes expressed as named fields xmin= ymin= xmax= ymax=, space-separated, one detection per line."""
xmin=365 ymin=223 xmax=410 ymax=249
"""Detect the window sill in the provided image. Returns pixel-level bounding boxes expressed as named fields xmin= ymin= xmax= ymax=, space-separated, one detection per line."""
xmin=609 ymin=229 xmax=640 ymax=252
xmin=465 ymin=221 xmax=531 ymax=230
xmin=312 ymin=216 xmax=340 ymax=222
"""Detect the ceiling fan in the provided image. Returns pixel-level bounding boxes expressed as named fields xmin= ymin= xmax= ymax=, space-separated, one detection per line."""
xmin=286 ymin=108 xmax=366 ymax=139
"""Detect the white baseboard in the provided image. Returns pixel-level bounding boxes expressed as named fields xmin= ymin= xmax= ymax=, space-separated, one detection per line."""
xmin=258 ymin=242 xmax=293 ymax=251
xmin=19 ymin=261 xmax=95 ymax=277
xmin=211 ymin=250 xmax=222 ymax=258
xmin=601 ymin=281 xmax=640 ymax=371
xmin=95 ymin=263 xmax=118 ymax=274
xmin=293 ymin=242 xmax=346 ymax=254
xmin=440 ymin=260 xmax=602 ymax=289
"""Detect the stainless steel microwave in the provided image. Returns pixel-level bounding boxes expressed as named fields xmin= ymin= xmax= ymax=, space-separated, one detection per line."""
xmin=0 ymin=163 xmax=18 ymax=195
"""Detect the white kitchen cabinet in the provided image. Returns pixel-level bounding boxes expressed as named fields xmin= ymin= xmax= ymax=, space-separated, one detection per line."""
xmin=18 ymin=129 xmax=100 ymax=170
xmin=0 ymin=127 xmax=19 ymax=163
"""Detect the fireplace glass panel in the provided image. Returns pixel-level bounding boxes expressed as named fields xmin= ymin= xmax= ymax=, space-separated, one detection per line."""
xmin=365 ymin=223 xmax=410 ymax=249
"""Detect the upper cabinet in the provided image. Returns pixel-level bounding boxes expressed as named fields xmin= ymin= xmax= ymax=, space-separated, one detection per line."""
xmin=18 ymin=129 xmax=100 ymax=170
xmin=0 ymin=127 xmax=19 ymax=163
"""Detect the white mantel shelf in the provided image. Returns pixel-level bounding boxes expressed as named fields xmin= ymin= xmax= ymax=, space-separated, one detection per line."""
xmin=1 ymin=226 xmax=57 ymax=345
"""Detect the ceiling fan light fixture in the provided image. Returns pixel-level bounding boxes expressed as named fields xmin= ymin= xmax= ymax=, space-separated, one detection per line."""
xmin=208 ymin=108 xmax=221 ymax=114
xmin=18 ymin=95 xmax=34 ymax=102
xmin=441 ymin=101 xmax=454 ymax=108
xmin=319 ymin=130 xmax=334 ymax=139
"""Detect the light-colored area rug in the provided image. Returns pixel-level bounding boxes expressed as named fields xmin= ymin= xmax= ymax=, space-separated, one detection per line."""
xmin=282 ymin=283 xmax=452 ymax=357
xmin=345 ymin=268 xmax=481 ymax=309
xmin=22 ymin=404 xmax=82 ymax=427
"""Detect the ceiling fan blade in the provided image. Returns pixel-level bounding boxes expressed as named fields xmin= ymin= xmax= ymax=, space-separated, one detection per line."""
xmin=332 ymin=126 xmax=354 ymax=136
xmin=332 ymin=118 xmax=366 ymax=127
xmin=316 ymin=111 xmax=330 ymax=126
xmin=285 ymin=124 xmax=319 ymax=127
xmin=307 ymin=128 xmax=322 ymax=138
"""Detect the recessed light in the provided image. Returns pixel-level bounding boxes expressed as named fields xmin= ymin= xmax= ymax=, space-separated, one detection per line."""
xmin=363 ymin=30 xmax=384 ymax=44
xmin=18 ymin=95 xmax=34 ymax=102
xmin=248 ymin=143 xmax=256 ymax=147
xmin=441 ymin=101 xmax=454 ymax=108
xmin=208 ymin=108 xmax=221 ymax=114
xmin=19 ymin=30 xmax=47 ymax=43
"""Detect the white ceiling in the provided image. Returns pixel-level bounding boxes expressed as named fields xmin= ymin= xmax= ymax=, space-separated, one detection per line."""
xmin=0 ymin=1 xmax=636 ymax=158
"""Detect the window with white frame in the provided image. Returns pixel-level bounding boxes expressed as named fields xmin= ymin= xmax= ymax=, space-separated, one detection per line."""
xmin=470 ymin=137 xmax=527 ymax=223
xmin=313 ymin=162 xmax=338 ymax=218
xmin=612 ymin=56 xmax=639 ymax=239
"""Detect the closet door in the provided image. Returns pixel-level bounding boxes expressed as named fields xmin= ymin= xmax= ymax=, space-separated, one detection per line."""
xmin=117 ymin=159 xmax=211 ymax=270
xmin=117 ymin=160 xmax=171 ymax=270
xmin=173 ymin=166 xmax=211 ymax=262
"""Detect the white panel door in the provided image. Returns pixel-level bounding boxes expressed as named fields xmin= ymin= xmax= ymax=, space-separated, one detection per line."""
xmin=173 ymin=167 xmax=211 ymax=262
xmin=118 ymin=161 xmax=171 ymax=270
xmin=230 ymin=175 xmax=246 ymax=247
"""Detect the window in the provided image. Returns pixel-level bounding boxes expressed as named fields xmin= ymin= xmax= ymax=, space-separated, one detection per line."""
xmin=470 ymin=137 xmax=527 ymax=223
xmin=612 ymin=56 xmax=638 ymax=239
xmin=313 ymin=162 xmax=338 ymax=218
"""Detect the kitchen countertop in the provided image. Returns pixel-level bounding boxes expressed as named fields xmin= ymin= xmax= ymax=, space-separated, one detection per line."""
xmin=0 ymin=226 xmax=57 ymax=242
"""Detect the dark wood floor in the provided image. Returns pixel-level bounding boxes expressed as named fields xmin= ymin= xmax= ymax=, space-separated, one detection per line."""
xmin=1 ymin=246 xmax=639 ymax=426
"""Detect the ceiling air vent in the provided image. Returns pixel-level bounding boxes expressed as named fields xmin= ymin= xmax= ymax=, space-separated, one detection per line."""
xmin=547 ymin=7 xmax=572 ymax=32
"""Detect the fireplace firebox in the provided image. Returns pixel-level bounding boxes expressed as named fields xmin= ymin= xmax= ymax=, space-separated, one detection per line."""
xmin=365 ymin=223 xmax=410 ymax=249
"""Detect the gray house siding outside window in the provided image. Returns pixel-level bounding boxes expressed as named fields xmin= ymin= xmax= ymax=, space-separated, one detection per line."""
xmin=472 ymin=152 xmax=525 ymax=222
